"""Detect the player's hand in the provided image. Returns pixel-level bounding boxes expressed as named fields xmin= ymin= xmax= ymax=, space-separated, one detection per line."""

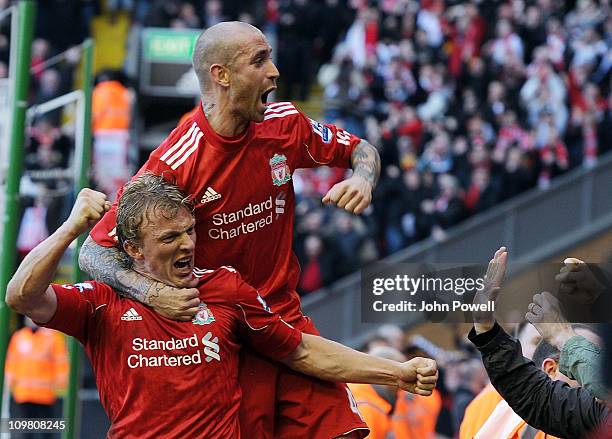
xmin=322 ymin=175 xmax=372 ymax=215
xmin=398 ymin=357 xmax=438 ymax=396
xmin=63 ymin=188 xmax=111 ymax=237
xmin=473 ymin=246 xmax=507 ymax=334
xmin=555 ymin=258 xmax=603 ymax=305
xmin=146 ymin=281 xmax=201 ymax=321
xmin=525 ymin=291 xmax=576 ymax=349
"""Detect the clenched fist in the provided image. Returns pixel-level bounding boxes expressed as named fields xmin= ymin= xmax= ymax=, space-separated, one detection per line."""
xmin=322 ymin=175 xmax=373 ymax=214
xmin=64 ymin=188 xmax=111 ymax=237
xmin=398 ymin=357 xmax=438 ymax=396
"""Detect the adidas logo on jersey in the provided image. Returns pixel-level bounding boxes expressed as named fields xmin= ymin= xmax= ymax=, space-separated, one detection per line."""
xmin=121 ymin=308 xmax=142 ymax=321
xmin=201 ymin=187 xmax=222 ymax=204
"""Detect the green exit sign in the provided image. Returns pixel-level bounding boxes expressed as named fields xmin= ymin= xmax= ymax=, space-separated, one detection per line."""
xmin=143 ymin=28 xmax=200 ymax=63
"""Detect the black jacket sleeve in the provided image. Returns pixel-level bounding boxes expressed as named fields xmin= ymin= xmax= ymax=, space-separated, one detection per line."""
xmin=468 ymin=323 xmax=608 ymax=439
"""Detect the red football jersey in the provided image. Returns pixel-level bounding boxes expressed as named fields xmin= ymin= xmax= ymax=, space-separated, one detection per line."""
xmin=42 ymin=267 xmax=301 ymax=438
xmin=90 ymin=102 xmax=361 ymax=326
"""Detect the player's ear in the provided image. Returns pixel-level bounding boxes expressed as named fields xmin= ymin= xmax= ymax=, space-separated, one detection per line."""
xmin=542 ymin=358 xmax=558 ymax=379
xmin=210 ymin=64 xmax=230 ymax=87
xmin=123 ymin=240 xmax=144 ymax=261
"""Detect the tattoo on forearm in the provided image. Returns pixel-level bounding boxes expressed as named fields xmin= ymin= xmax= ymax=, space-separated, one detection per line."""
xmin=79 ymin=237 xmax=154 ymax=304
xmin=351 ymin=140 xmax=381 ymax=188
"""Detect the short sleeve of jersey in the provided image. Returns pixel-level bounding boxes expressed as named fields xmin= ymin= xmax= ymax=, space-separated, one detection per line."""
xmin=231 ymin=274 xmax=302 ymax=360
xmin=293 ymin=110 xmax=361 ymax=169
xmin=41 ymin=281 xmax=110 ymax=344
xmin=89 ymin=122 xmax=197 ymax=247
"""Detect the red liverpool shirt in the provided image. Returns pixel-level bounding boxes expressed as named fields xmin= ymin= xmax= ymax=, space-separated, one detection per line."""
xmin=42 ymin=267 xmax=301 ymax=438
xmin=90 ymin=102 xmax=361 ymax=326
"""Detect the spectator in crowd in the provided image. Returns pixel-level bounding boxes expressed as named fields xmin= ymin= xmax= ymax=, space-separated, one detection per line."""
xmin=5 ymin=317 xmax=68 ymax=436
xmin=469 ymin=247 xmax=609 ymax=438
xmin=92 ymin=70 xmax=132 ymax=133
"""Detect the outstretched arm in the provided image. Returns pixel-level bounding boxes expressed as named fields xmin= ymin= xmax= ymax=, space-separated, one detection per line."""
xmin=79 ymin=237 xmax=200 ymax=321
xmin=283 ymin=334 xmax=437 ymax=395
xmin=322 ymin=139 xmax=381 ymax=214
xmin=7 ymin=189 xmax=110 ymax=323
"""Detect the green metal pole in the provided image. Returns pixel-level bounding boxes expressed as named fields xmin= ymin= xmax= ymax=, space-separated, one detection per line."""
xmin=0 ymin=0 xmax=36 ymax=415
xmin=64 ymin=38 xmax=94 ymax=439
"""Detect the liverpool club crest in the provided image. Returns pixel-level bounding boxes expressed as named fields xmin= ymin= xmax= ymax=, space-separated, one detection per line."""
xmin=192 ymin=302 xmax=215 ymax=325
xmin=269 ymin=154 xmax=291 ymax=186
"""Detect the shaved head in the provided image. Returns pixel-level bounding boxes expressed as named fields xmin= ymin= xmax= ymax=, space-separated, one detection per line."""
xmin=192 ymin=21 xmax=266 ymax=93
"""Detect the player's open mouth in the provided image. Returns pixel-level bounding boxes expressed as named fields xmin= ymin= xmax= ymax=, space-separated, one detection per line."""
xmin=174 ymin=256 xmax=192 ymax=271
xmin=261 ymin=87 xmax=275 ymax=104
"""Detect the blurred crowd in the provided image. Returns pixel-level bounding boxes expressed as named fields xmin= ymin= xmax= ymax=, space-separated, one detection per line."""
xmin=292 ymin=0 xmax=612 ymax=293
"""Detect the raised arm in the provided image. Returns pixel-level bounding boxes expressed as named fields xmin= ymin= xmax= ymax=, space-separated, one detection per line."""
xmin=283 ymin=334 xmax=438 ymax=395
xmin=322 ymin=139 xmax=381 ymax=215
xmin=79 ymin=232 xmax=200 ymax=321
xmin=7 ymin=189 xmax=110 ymax=323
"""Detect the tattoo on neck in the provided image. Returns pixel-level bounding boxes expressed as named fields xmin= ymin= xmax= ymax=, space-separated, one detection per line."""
xmin=203 ymin=103 xmax=215 ymax=118
xmin=352 ymin=140 xmax=381 ymax=188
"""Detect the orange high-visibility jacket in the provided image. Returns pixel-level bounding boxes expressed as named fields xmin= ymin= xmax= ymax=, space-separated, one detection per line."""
xmin=350 ymin=383 xmax=435 ymax=439
xmin=349 ymin=383 xmax=395 ymax=439
xmin=5 ymin=327 xmax=68 ymax=405
xmin=92 ymin=80 xmax=131 ymax=132
xmin=460 ymin=384 xmax=561 ymax=439
xmin=460 ymin=383 xmax=503 ymax=439
xmin=393 ymin=389 xmax=442 ymax=439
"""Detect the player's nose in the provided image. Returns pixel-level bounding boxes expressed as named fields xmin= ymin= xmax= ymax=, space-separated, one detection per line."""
xmin=267 ymin=60 xmax=279 ymax=80
xmin=179 ymin=232 xmax=196 ymax=251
